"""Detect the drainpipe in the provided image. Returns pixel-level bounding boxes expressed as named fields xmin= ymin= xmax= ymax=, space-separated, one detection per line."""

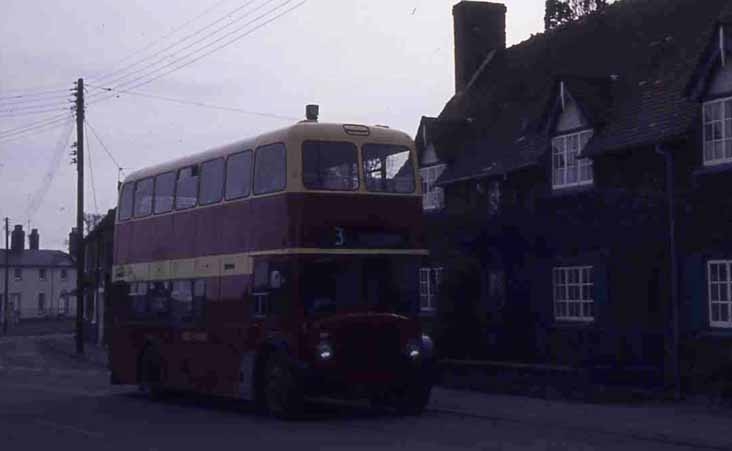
xmin=656 ymin=143 xmax=680 ymax=401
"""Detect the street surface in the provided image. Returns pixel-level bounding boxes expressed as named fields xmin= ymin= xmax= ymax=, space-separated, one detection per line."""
xmin=0 ymin=335 xmax=727 ymax=451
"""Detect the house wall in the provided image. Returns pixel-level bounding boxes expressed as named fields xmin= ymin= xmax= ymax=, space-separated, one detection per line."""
xmin=0 ymin=266 xmax=77 ymax=320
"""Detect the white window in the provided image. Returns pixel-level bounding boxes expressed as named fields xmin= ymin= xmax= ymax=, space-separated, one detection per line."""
xmin=420 ymin=164 xmax=446 ymax=211
xmin=708 ymin=260 xmax=732 ymax=328
xmin=13 ymin=268 xmax=22 ymax=281
xmin=253 ymin=292 xmax=269 ymax=318
xmin=39 ymin=268 xmax=47 ymax=280
xmin=60 ymin=268 xmax=68 ymax=280
xmin=419 ymin=267 xmax=443 ymax=312
xmin=38 ymin=293 xmax=46 ymax=315
xmin=553 ymin=266 xmax=594 ymax=322
xmin=552 ymin=130 xmax=594 ymax=189
xmin=703 ymin=98 xmax=732 ymax=166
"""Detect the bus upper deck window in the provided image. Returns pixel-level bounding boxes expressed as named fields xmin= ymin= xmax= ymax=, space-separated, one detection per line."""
xmin=133 ymin=178 xmax=154 ymax=218
xmin=118 ymin=183 xmax=134 ymax=221
xmin=225 ymin=150 xmax=253 ymax=200
xmin=176 ymin=166 xmax=199 ymax=210
xmin=302 ymin=141 xmax=358 ymax=191
xmin=254 ymin=143 xmax=286 ymax=195
xmin=154 ymin=171 xmax=176 ymax=214
xmin=199 ymin=158 xmax=225 ymax=205
xmin=362 ymin=144 xmax=415 ymax=194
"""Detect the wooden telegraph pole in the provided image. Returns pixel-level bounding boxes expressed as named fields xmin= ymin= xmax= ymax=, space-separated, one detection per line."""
xmin=3 ymin=218 xmax=8 ymax=335
xmin=74 ymin=78 xmax=85 ymax=355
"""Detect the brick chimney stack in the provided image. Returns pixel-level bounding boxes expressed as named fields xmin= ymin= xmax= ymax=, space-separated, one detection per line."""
xmin=453 ymin=1 xmax=507 ymax=93
xmin=29 ymin=228 xmax=40 ymax=251
xmin=10 ymin=225 xmax=25 ymax=253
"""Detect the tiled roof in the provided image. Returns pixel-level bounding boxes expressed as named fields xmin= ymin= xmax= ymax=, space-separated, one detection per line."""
xmin=0 ymin=250 xmax=74 ymax=268
xmin=435 ymin=0 xmax=731 ymax=185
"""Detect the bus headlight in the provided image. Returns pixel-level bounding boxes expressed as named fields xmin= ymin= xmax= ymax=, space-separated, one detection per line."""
xmin=317 ymin=341 xmax=333 ymax=361
xmin=406 ymin=339 xmax=421 ymax=360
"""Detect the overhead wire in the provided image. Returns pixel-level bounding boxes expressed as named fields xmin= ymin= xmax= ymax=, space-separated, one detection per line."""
xmin=86 ymin=84 xmax=297 ymax=121
xmin=89 ymin=0 xmax=235 ymax=82
xmin=91 ymin=0 xmax=264 ymax=86
xmin=0 ymin=86 xmax=70 ymax=100
xmin=0 ymin=113 xmax=74 ymax=142
xmin=85 ymin=118 xmax=124 ymax=174
xmin=86 ymin=0 xmax=307 ymax=107
xmin=85 ymin=121 xmax=100 ymax=214
xmin=23 ymin=119 xmax=75 ymax=222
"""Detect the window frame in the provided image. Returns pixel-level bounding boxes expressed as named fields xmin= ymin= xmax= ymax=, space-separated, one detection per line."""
xmin=60 ymin=268 xmax=68 ymax=280
xmin=419 ymin=266 xmax=443 ymax=312
xmin=38 ymin=292 xmax=46 ymax=314
xmin=362 ymin=143 xmax=416 ymax=194
xmin=39 ymin=268 xmax=47 ymax=280
xmin=198 ymin=157 xmax=226 ymax=206
xmin=420 ymin=164 xmax=446 ymax=211
xmin=153 ymin=171 xmax=176 ymax=215
xmin=551 ymin=130 xmax=594 ymax=190
xmin=118 ymin=182 xmax=135 ymax=221
xmin=224 ymin=149 xmax=254 ymax=201
xmin=301 ymin=140 xmax=360 ymax=192
xmin=707 ymin=260 xmax=732 ymax=328
xmin=253 ymin=142 xmax=287 ymax=196
xmin=133 ymin=177 xmax=155 ymax=218
xmin=553 ymin=265 xmax=595 ymax=322
xmin=702 ymin=96 xmax=732 ymax=166
xmin=13 ymin=268 xmax=22 ymax=281
xmin=175 ymin=165 xmax=200 ymax=211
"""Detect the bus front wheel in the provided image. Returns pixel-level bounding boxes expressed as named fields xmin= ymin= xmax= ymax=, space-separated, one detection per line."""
xmin=392 ymin=383 xmax=432 ymax=416
xmin=263 ymin=353 xmax=303 ymax=420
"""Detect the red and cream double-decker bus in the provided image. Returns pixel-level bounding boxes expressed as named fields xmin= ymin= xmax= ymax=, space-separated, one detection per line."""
xmin=108 ymin=107 xmax=433 ymax=418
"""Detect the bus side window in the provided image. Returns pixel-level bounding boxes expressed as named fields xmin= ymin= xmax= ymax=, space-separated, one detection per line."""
xmin=199 ymin=158 xmax=225 ymax=205
xmin=118 ymin=183 xmax=134 ymax=221
xmin=253 ymin=143 xmax=286 ymax=195
xmin=176 ymin=166 xmax=199 ymax=210
xmin=225 ymin=150 xmax=253 ymax=200
xmin=130 ymin=282 xmax=149 ymax=319
xmin=148 ymin=281 xmax=171 ymax=321
xmin=171 ymin=280 xmax=193 ymax=325
xmin=133 ymin=178 xmax=154 ymax=218
xmin=193 ymin=279 xmax=207 ymax=322
xmin=154 ymin=171 xmax=176 ymax=214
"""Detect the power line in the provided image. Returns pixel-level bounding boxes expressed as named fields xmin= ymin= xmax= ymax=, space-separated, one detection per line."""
xmin=92 ymin=0 xmax=262 ymax=86
xmin=86 ymin=84 xmax=298 ymax=121
xmin=0 ymin=104 xmax=72 ymax=118
xmin=86 ymin=0 xmax=308 ymax=103
xmin=0 ymin=92 xmax=73 ymax=106
xmin=84 ymin=118 xmax=124 ymax=171
xmin=0 ymin=114 xmax=74 ymax=142
xmin=0 ymin=112 xmax=71 ymax=137
xmin=85 ymin=121 xmax=100 ymax=214
xmin=90 ymin=0 xmax=235 ymax=82
xmin=87 ymin=0 xmax=307 ymax=107
xmin=24 ymin=120 xmax=76 ymax=222
xmin=0 ymin=87 xmax=69 ymax=100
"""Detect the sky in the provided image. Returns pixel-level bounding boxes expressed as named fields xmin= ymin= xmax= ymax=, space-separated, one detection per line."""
xmin=0 ymin=0 xmax=544 ymax=251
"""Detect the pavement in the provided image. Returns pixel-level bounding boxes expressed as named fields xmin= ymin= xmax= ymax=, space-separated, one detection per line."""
xmin=28 ymin=334 xmax=732 ymax=451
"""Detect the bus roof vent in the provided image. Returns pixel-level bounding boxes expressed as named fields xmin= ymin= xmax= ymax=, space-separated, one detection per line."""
xmin=306 ymin=104 xmax=319 ymax=122
xmin=343 ymin=124 xmax=370 ymax=136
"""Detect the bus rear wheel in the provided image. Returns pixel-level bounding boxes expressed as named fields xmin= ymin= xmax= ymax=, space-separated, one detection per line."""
xmin=263 ymin=353 xmax=303 ymax=420
xmin=138 ymin=348 xmax=165 ymax=400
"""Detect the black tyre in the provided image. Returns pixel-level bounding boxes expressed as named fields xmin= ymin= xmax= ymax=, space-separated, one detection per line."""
xmin=138 ymin=348 xmax=165 ymax=400
xmin=263 ymin=353 xmax=304 ymax=420
xmin=392 ymin=383 xmax=432 ymax=416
